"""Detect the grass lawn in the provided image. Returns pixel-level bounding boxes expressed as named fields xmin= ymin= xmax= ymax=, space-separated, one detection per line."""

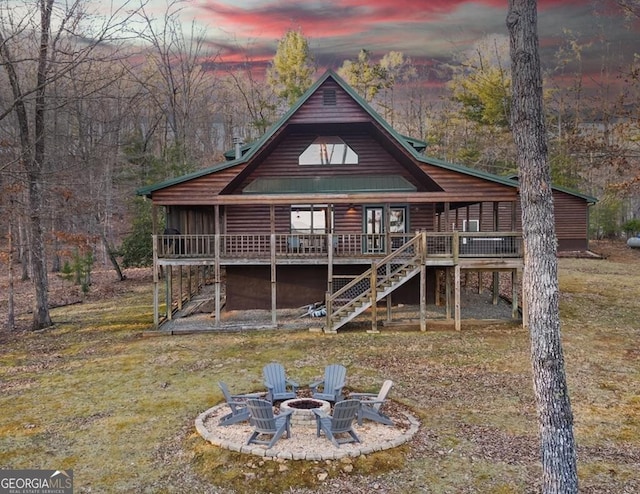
xmin=1 ymin=251 xmax=639 ymax=493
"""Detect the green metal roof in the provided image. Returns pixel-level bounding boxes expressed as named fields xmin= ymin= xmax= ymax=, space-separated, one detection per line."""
xmin=504 ymin=174 xmax=598 ymax=204
xmin=136 ymin=70 xmax=595 ymax=205
xmin=243 ymin=175 xmax=417 ymax=194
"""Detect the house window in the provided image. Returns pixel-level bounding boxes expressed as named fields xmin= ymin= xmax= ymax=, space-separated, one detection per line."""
xmin=299 ymin=136 xmax=358 ymax=165
xmin=291 ymin=205 xmax=332 ymax=234
xmin=462 ymin=219 xmax=479 ymax=246
xmin=390 ymin=207 xmax=407 ymax=233
xmin=463 ymin=219 xmax=479 ymax=232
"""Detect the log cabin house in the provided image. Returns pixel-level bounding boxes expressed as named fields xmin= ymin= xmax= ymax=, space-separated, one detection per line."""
xmin=137 ymin=70 xmax=596 ymax=333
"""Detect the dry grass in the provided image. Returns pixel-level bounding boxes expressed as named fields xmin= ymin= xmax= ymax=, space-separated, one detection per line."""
xmin=1 ymin=241 xmax=639 ymax=492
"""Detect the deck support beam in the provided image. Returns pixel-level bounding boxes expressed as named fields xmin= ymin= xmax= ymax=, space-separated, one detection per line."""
xmin=214 ymin=206 xmax=221 ymax=325
xmin=166 ymin=265 xmax=172 ymax=320
xmin=368 ymin=261 xmax=379 ymax=334
xmin=454 ymin=264 xmax=461 ymax=331
xmin=153 ymin=234 xmax=159 ymax=328
xmin=271 ymin=233 xmax=277 ymax=327
xmin=420 ymin=263 xmax=427 ymax=331
xmin=177 ymin=266 xmax=183 ymax=311
xmin=214 ymin=233 xmax=221 ymax=325
xmin=446 ymin=267 xmax=452 ymax=320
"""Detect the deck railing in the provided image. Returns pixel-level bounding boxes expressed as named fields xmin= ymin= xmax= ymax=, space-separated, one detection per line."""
xmin=153 ymin=231 xmax=523 ymax=260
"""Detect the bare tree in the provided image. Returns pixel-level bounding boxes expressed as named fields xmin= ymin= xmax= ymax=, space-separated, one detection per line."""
xmin=507 ymin=1 xmax=578 ymax=492
xmin=0 ymin=0 xmax=140 ymax=330
xmin=128 ymin=0 xmax=219 ymax=173
xmin=222 ymin=58 xmax=278 ymax=138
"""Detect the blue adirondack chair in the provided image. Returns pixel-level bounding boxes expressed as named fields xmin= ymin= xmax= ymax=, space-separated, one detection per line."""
xmin=313 ymin=399 xmax=361 ymax=447
xmin=351 ymin=380 xmax=394 ymax=426
xmin=310 ymin=364 xmax=346 ymax=402
xmin=262 ymin=363 xmax=298 ymax=402
xmin=217 ymin=381 xmax=265 ymax=426
xmin=245 ymin=398 xmax=293 ymax=449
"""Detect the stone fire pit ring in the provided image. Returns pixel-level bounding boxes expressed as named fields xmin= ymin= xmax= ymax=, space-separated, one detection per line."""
xmin=280 ymin=398 xmax=331 ymax=427
xmin=195 ymin=401 xmax=420 ymax=461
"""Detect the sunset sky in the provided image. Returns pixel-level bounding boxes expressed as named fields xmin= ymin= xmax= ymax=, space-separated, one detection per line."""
xmin=142 ymin=0 xmax=639 ymax=84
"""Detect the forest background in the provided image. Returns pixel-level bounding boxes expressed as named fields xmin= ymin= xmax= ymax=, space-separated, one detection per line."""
xmin=0 ymin=0 xmax=639 ymax=331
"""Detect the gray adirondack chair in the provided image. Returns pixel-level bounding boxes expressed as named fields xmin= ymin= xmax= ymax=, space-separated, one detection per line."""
xmin=312 ymin=398 xmax=361 ymax=447
xmin=262 ymin=363 xmax=298 ymax=402
xmin=245 ymin=398 xmax=293 ymax=449
xmin=351 ymin=380 xmax=394 ymax=426
xmin=309 ymin=364 xmax=346 ymax=402
xmin=217 ymin=381 xmax=265 ymax=426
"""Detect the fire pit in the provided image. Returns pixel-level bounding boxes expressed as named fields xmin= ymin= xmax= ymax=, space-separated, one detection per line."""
xmin=280 ymin=398 xmax=331 ymax=427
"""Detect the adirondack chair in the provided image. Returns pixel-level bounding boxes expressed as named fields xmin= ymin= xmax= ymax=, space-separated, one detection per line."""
xmin=312 ymin=399 xmax=361 ymax=447
xmin=351 ymin=380 xmax=394 ymax=426
xmin=245 ymin=398 xmax=293 ymax=449
xmin=217 ymin=382 xmax=265 ymax=426
xmin=262 ymin=363 xmax=298 ymax=402
xmin=309 ymin=364 xmax=346 ymax=402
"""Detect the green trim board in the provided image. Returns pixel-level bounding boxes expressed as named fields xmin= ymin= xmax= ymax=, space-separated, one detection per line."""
xmin=243 ymin=175 xmax=417 ymax=194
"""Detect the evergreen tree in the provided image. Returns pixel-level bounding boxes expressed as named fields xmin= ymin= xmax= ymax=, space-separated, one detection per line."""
xmin=267 ymin=29 xmax=315 ymax=106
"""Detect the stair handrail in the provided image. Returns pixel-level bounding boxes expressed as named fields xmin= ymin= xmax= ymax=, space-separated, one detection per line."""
xmin=325 ymin=233 xmax=423 ymax=332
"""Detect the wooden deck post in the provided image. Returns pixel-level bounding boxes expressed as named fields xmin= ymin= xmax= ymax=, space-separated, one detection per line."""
xmin=152 ymin=235 xmax=159 ymax=328
xmin=271 ymin=233 xmax=277 ymax=327
xmin=454 ymin=264 xmax=461 ymax=331
xmin=325 ymin=291 xmax=333 ymax=333
xmin=493 ymin=272 xmax=500 ymax=305
xmin=187 ymin=266 xmax=192 ymax=299
xmin=214 ymin=205 xmax=221 ymax=325
xmin=420 ymin=263 xmax=427 ymax=332
xmin=327 ymin=233 xmax=333 ymax=295
xmin=166 ymin=265 xmax=172 ymax=320
xmin=420 ymin=231 xmax=427 ymax=332
xmin=214 ymin=233 xmax=221 ymax=325
xmin=368 ymin=262 xmax=379 ymax=333
xmin=177 ymin=266 xmax=183 ymax=311
xmin=452 ymin=230 xmax=459 ymax=263
xmin=446 ymin=267 xmax=451 ymax=320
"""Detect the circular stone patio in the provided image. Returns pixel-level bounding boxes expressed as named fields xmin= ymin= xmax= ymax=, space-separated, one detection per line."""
xmin=195 ymin=402 xmax=420 ymax=461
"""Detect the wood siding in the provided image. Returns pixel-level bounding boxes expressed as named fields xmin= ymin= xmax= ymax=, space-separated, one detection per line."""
xmin=151 ymin=163 xmax=250 ymax=205
xmin=225 ymin=264 xmax=437 ymax=310
xmin=288 ymin=80 xmax=372 ymax=125
xmin=230 ymin=129 xmax=427 ymax=193
xmin=455 ymin=192 xmax=590 ymax=251
xmin=225 ymin=203 xmax=436 ymax=234
xmin=416 ymin=162 xmax=518 ymax=200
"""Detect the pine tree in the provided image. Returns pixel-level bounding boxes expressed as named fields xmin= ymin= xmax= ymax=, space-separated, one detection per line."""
xmin=267 ymin=29 xmax=315 ymax=106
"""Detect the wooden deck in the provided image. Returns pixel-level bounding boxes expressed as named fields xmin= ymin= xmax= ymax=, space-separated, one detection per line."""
xmin=154 ymin=231 xmax=524 ymax=267
xmin=151 ymin=232 xmax=524 ymax=332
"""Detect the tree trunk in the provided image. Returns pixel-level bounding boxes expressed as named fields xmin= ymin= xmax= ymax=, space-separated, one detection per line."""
xmin=7 ymin=211 xmax=15 ymax=331
xmin=507 ymin=1 xmax=578 ymax=492
xmin=100 ymin=229 xmax=125 ymax=281
xmin=28 ymin=0 xmax=55 ymax=330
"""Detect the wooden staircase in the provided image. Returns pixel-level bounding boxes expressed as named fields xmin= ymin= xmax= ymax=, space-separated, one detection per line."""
xmin=324 ymin=233 xmax=424 ymax=333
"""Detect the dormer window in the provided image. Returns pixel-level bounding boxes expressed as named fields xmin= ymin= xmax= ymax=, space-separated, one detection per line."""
xmin=298 ymin=136 xmax=358 ymax=165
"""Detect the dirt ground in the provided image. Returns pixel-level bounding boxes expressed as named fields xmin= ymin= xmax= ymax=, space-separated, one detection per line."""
xmin=1 ymin=239 xmax=638 ymax=332
xmin=1 ymin=240 xmax=639 ymax=493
